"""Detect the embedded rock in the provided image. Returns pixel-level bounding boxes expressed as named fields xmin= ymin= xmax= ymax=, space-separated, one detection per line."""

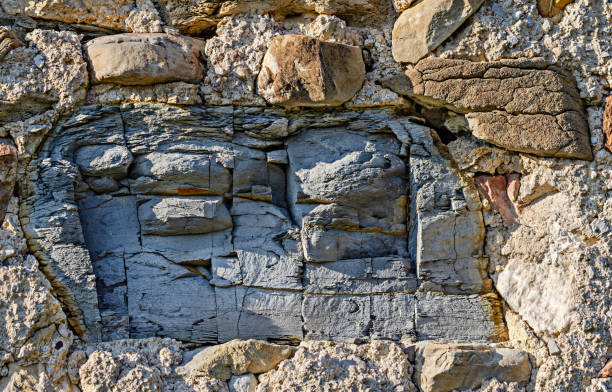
xmin=537 ymin=0 xmax=575 ymax=17
xmin=178 ymin=339 xmax=295 ymax=380
xmin=0 ymin=139 xmax=17 ymax=222
xmin=601 ymin=360 xmax=612 ymax=378
xmin=385 ymin=58 xmax=592 ymax=159
xmin=392 ymin=0 xmax=485 ymax=63
xmin=413 ymin=341 xmax=531 ymax=392
xmin=85 ymin=34 xmax=205 ymax=85
xmin=2 ymin=0 xmax=133 ymax=30
xmin=0 ymin=27 xmax=24 ymax=61
xmin=257 ymin=35 xmax=365 ymax=107
xmin=475 ymin=174 xmax=519 ymax=225
xmin=229 ymin=374 xmax=257 ymax=392
xmin=604 ymin=96 xmax=612 ymax=153
xmin=75 ymin=144 xmax=133 ymax=178
xmin=392 ymin=0 xmax=414 ymax=12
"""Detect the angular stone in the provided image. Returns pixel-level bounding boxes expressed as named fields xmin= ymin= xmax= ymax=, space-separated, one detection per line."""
xmin=600 ymin=360 xmax=612 ymax=378
xmin=371 ymin=294 xmax=416 ymax=341
xmin=415 ymin=292 xmax=508 ymax=343
xmin=257 ymin=35 xmax=365 ymax=107
xmin=75 ymin=144 xmax=133 ymax=178
xmin=302 ymin=295 xmax=371 ymax=341
xmin=474 ymin=174 xmax=519 ymax=225
xmin=413 ymin=341 xmax=531 ymax=392
xmin=392 ymin=0 xmax=484 ymax=63
xmin=85 ymin=33 xmax=205 ymax=85
xmin=386 ymin=58 xmax=592 ymax=159
xmin=0 ymin=138 xmax=17 ymax=223
xmin=604 ymin=96 xmax=612 ymax=153
xmin=138 ymin=196 xmax=232 ymax=236
xmin=126 ymin=252 xmax=217 ymax=343
xmin=129 ymin=152 xmax=231 ymax=195
xmin=178 ymin=339 xmax=295 ymax=380
xmin=215 ymin=287 xmax=303 ymax=342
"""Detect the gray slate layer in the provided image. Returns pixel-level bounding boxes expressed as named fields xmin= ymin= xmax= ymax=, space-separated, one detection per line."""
xmin=24 ymin=103 xmax=507 ymax=344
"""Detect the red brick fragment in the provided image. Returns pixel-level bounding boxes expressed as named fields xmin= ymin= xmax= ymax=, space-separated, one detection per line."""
xmin=475 ymin=174 xmax=520 ymax=226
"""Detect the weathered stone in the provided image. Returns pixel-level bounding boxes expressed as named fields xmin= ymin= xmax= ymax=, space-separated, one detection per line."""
xmin=3 ymin=0 xmax=134 ymax=30
xmin=0 ymin=27 xmax=24 ymax=61
xmin=79 ymin=351 xmax=119 ymax=392
xmin=0 ymin=139 xmax=17 ymax=223
xmin=475 ymin=174 xmax=519 ymax=225
xmin=75 ymin=144 xmax=133 ymax=178
xmin=415 ymin=292 xmax=508 ymax=343
xmin=257 ymin=35 xmax=365 ymax=107
xmin=600 ymin=360 xmax=612 ymax=378
xmin=386 ymin=58 xmax=592 ymax=159
xmin=178 ymin=339 xmax=295 ymax=380
xmin=392 ymin=0 xmax=414 ymax=12
xmin=392 ymin=0 xmax=484 ymax=63
xmin=413 ymin=341 xmax=531 ymax=392
xmin=229 ymin=374 xmax=258 ymax=392
xmin=139 ymin=196 xmax=232 ymax=236
xmin=257 ymin=340 xmax=417 ymax=392
xmin=604 ymin=96 xmax=612 ymax=153
xmin=537 ymin=0 xmax=575 ymax=17
xmin=85 ymin=34 xmax=205 ymax=85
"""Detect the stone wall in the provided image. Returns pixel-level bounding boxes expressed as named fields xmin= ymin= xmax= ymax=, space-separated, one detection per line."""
xmin=0 ymin=0 xmax=610 ymax=391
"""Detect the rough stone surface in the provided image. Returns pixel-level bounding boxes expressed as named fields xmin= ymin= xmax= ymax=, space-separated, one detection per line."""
xmin=392 ymin=0 xmax=485 ymax=63
xmin=257 ymin=340 xmax=417 ymax=392
xmin=85 ymin=33 xmax=205 ymax=85
xmin=385 ymin=57 xmax=592 ymax=159
xmin=604 ymin=96 xmax=612 ymax=152
xmin=0 ymin=139 xmax=17 ymax=222
xmin=178 ymin=340 xmax=295 ymax=380
xmin=257 ymin=34 xmax=365 ymax=107
xmin=0 ymin=0 xmax=611 ymax=391
xmin=414 ymin=341 xmax=532 ymax=392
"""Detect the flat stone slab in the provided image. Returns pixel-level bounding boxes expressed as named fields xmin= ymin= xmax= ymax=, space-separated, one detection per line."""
xmin=384 ymin=58 xmax=592 ymax=160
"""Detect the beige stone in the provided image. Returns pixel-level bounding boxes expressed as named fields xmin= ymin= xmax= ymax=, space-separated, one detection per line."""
xmin=384 ymin=58 xmax=592 ymax=159
xmin=0 ymin=27 xmax=24 ymax=61
xmin=177 ymin=339 xmax=295 ymax=380
xmin=604 ymin=96 xmax=612 ymax=153
xmin=414 ymin=341 xmax=531 ymax=392
xmin=85 ymin=33 xmax=205 ymax=86
xmin=392 ymin=0 xmax=415 ymax=12
xmin=392 ymin=0 xmax=484 ymax=63
xmin=257 ymin=34 xmax=365 ymax=107
xmin=79 ymin=351 xmax=119 ymax=392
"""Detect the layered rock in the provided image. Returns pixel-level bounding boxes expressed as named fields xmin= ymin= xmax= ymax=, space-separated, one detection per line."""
xmin=85 ymin=34 xmax=205 ymax=85
xmin=23 ymin=104 xmax=507 ymax=345
xmin=384 ymin=58 xmax=592 ymax=160
xmin=0 ymin=139 xmax=17 ymax=223
xmin=392 ymin=0 xmax=485 ymax=63
xmin=257 ymin=35 xmax=365 ymax=107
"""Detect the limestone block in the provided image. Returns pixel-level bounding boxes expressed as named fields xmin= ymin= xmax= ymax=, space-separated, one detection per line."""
xmin=141 ymin=230 xmax=233 ymax=263
xmin=129 ymin=152 xmax=231 ymax=195
xmin=415 ymin=292 xmax=508 ymax=343
xmin=126 ymin=253 xmax=217 ymax=343
xmin=178 ymin=339 xmax=295 ymax=380
xmin=138 ymin=196 xmax=232 ymax=236
xmin=215 ymin=287 xmax=303 ymax=342
xmin=257 ymin=34 xmax=365 ymax=107
xmin=85 ymin=34 xmax=205 ymax=85
xmin=371 ymin=294 xmax=416 ymax=341
xmin=392 ymin=0 xmax=484 ymax=63
xmin=413 ymin=341 xmax=531 ymax=392
xmin=75 ymin=144 xmax=133 ymax=178
xmin=302 ymin=295 xmax=371 ymax=341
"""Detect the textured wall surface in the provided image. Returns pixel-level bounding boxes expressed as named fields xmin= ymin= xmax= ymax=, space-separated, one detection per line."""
xmin=0 ymin=0 xmax=610 ymax=391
